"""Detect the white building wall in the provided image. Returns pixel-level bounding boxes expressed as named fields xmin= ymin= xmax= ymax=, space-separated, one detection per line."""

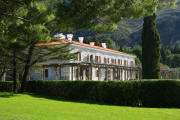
xmin=44 ymin=67 xmax=56 ymax=80
xmin=60 ymin=67 xmax=71 ymax=80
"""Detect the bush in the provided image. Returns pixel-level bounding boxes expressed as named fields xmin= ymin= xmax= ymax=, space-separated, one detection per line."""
xmin=140 ymin=80 xmax=180 ymax=107
xmin=26 ymin=79 xmax=180 ymax=107
xmin=1 ymin=80 xmax=180 ymax=108
xmin=0 ymin=81 xmax=13 ymax=92
xmin=26 ymin=80 xmax=141 ymax=106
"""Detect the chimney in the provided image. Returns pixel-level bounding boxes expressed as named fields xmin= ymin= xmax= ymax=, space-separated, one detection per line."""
xmin=67 ymin=34 xmax=73 ymax=41
xmin=54 ymin=33 xmax=66 ymax=40
xmin=60 ymin=35 xmax=66 ymax=39
xmin=54 ymin=33 xmax=62 ymax=38
xmin=102 ymin=43 xmax=107 ymax=48
xmin=78 ymin=37 xmax=84 ymax=43
xmin=90 ymin=42 xmax=95 ymax=46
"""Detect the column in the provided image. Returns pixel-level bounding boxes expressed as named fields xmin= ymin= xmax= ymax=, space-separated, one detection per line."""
xmin=77 ymin=65 xmax=80 ymax=80
xmin=41 ymin=67 xmax=44 ymax=80
xmin=113 ymin=68 xmax=115 ymax=80
xmin=105 ymin=66 xmax=108 ymax=81
xmin=71 ymin=66 xmax=73 ymax=80
xmin=89 ymin=65 xmax=93 ymax=80
xmin=117 ymin=68 xmax=119 ymax=80
xmin=98 ymin=66 xmax=101 ymax=81
xmin=120 ymin=68 xmax=122 ymax=80
xmin=59 ymin=65 xmax=62 ymax=80
xmin=55 ymin=66 xmax=58 ymax=80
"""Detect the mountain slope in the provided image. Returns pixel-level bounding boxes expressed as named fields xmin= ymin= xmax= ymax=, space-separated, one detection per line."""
xmin=116 ymin=1 xmax=180 ymax=46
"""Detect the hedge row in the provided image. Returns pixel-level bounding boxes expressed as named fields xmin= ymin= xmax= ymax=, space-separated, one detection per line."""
xmin=26 ymin=80 xmax=180 ymax=108
xmin=1 ymin=80 xmax=180 ymax=107
xmin=0 ymin=81 xmax=13 ymax=92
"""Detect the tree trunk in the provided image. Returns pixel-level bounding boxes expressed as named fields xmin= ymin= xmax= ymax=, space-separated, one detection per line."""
xmin=142 ymin=13 xmax=161 ymax=79
xmin=0 ymin=67 xmax=6 ymax=81
xmin=13 ymin=49 xmax=17 ymax=92
xmin=21 ymin=45 xmax=34 ymax=92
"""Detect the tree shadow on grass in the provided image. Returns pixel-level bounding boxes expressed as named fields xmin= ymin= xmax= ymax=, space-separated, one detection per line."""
xmin=27 ymin=93 xmax=180 ymax=109
xmin=0 ymin=92 xmax=16 ymax=98
xmin=27 ymin=93 xmax=146 ymax=108
xmin=27 ymin=93 xmax=112 ymax=106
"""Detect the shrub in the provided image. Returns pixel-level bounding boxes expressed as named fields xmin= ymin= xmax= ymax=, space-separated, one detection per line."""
xmin=26 ymin=80 xmax=141 ymax=106
xmin=26 ymin=80 xmax=180 ymax=107
xmin=1 ymin=80 xmax=180 ymax=108
xmin=140 ymin=80 xmax=180 ymax=107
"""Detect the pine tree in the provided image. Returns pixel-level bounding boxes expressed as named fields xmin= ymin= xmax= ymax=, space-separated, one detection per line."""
xmin=142 ymin=13 xmax=161 ymax=79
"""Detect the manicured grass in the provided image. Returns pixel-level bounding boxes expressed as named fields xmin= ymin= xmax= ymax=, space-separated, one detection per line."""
xmin=0 ymin=92 xmax=180 ymax=120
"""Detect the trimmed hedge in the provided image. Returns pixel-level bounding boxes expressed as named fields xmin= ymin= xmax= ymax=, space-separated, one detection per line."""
xmin=26 ymin=80 xmax=141 ymax=106
xmin=140 ymin=80 xmax=180 ymax=107
xmin=1 ymin=80 xmax=180 ymax=108
xmin=0 ymin=81 xmax=13 ymax=92
xmin=26 ymin=80 xmax=180 ymax=108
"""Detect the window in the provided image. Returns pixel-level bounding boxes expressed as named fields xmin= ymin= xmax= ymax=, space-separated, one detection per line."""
xmin=95 ymin=56 xmax=99 ymax=63
xmin=115 ymin=59 xmax=117 ymax=64
xmin=130 ymin=61 xmax=134 ymax=66
xmin=74 ymin=69 xmax=78 ymax=78
xmin=96 ymin=70 xmax=99 ymax=77
xmin=118 ymin=59 xmax=120 ymax=65
xmin=108 ymin=58 xmax=109 ymax=64
xmin=124 ymin=60 xmax=128 ymax=66
xmin=99 ymin=56 xmax=101 ymax=63
xmin=45 ymin=69 xmax=48 ymax=78
xmin=90 ymin=55 xmax=93 ymax=62
xmin=104 ymin=57 xmax=107 ymax=64
xmin=111 ymin=58 xmax=115 ymax=64
xmin=87 ymin=54 xmax=89 ymax=62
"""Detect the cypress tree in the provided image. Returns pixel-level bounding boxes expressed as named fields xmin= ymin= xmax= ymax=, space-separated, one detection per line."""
xmin=142 ymin=13 xmax=161 ymax=79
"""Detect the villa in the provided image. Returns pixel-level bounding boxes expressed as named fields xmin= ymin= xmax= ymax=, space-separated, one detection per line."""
xmin=30 ymin=34 xmax=141 ymax=81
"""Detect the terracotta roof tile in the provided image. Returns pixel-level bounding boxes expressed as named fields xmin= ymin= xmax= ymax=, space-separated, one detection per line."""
xmin=35 ymin=40 xmax=135 ymax=57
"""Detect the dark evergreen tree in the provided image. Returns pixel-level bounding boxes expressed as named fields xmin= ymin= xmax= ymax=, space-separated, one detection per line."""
xmin=142 ymin=13 xmax=161 ymax=79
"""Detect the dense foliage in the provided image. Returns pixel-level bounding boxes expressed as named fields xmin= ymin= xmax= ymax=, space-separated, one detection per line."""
xmin=161 ymin=43 xmax=180 ymax=68
xmin=142 ymin=14 xmax=161 ymax=79
xmin=0 ymin=80 xmax=176 ymax=108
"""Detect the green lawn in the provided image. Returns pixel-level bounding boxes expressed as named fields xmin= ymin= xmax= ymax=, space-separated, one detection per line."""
xmin=0 ymin=92 xmax=180 ymax=120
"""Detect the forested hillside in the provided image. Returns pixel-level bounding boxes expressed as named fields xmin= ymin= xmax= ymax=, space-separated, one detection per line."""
xmin=73 ymin=1 xmax=180 ymax=47
xmin=103 ymin=1 xmax=180 ymax=46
